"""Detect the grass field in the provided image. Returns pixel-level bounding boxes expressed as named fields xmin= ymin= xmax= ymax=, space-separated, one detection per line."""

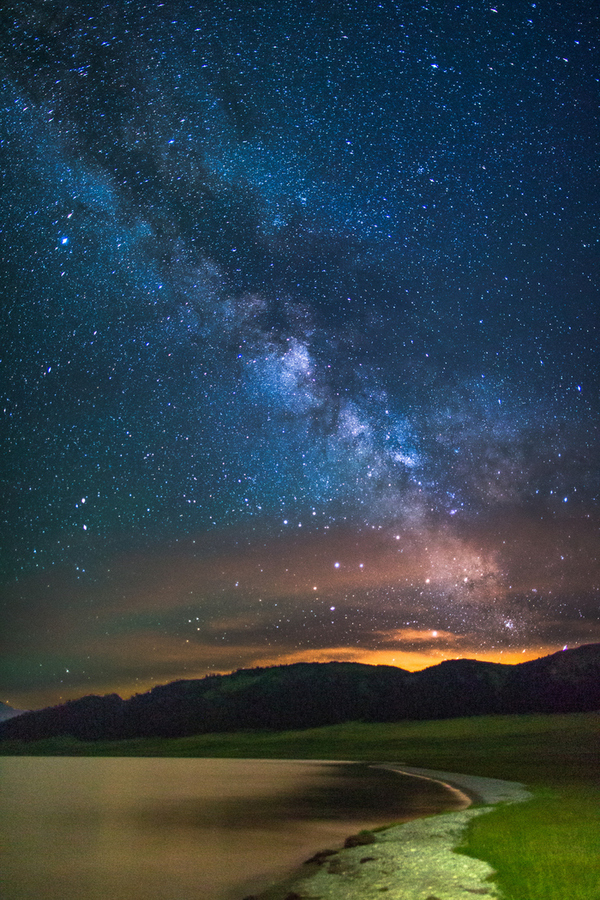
xmin=2 ymin=712 xmax=599 ymax=900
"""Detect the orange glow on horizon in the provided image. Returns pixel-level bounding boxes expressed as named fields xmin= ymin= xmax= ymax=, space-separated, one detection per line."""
xmin=11 ymin=643 xmax=570 ymax=711
xmin=248 ymin=644 xmax=566 ymax=673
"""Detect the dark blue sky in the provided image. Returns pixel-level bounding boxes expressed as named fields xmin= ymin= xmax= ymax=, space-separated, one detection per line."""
xmin=1 ymin=0 xmax=599 ymax=708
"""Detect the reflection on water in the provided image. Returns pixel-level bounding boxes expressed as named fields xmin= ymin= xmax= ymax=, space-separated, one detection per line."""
xmin=0 ymin=757 xmax=461 ymax=900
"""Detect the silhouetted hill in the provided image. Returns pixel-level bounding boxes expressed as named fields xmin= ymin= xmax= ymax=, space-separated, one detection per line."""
xmin=0 ymin=693 xmax=125 ymax=741
xmin=401 ymin=658 xmax=512 ymax=720
xmin=1 ymin=645 xmax=598 ymax=742
xmin=0 ymin=701 xmax=26 ymax=722
xmin=125 ymin=661 xmax=411 ymax=737
xmin=500 ymin=643 xmax=600 ymax=713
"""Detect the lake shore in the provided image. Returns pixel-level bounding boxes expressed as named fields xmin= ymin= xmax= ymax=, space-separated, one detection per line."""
xmin=1 ymin=756 xmax=475 ymax=900
xmin=249 ymin=767 xmax=531 ymax=900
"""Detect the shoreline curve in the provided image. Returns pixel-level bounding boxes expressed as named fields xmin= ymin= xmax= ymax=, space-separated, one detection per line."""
xmin=248 ymin=766 xmax=531 ymax=900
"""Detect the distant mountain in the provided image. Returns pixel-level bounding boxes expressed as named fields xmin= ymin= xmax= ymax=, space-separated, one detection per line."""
xmin=500 ymin=642 xmax=600 ymax=714
xmin=0 ymin=701 xmax=26 ymax=722
xmin=1 ymin=644 xmax=599 ymax=743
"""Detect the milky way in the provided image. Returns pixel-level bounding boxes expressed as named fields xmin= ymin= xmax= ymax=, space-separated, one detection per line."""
xmin=1 ymin=1 xmax=599 ymax=708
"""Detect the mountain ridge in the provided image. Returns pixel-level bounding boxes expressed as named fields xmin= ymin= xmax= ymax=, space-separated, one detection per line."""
xmin=0 ymin=701 xmax=26 ymax=722
xmin=1 ymin=644 xmax=598 ymax=742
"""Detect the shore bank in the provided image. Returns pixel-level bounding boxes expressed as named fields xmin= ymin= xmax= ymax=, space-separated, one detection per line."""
xmin=249 ymin=767 xmax=531 ymax=900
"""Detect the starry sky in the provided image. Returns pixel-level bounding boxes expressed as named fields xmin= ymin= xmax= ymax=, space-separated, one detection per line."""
xmin=1 ymin=0 xmax=599 ymax=710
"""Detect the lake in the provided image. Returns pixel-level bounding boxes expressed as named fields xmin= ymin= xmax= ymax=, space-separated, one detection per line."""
xmin=0 ymin=756 xmax=462 ymax=900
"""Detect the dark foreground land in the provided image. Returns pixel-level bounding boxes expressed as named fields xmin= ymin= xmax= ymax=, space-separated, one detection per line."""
xmin=2 ymin=712 xmax=599 ymax=900
xmin=2 ymin=648 xmax=598 ymax=899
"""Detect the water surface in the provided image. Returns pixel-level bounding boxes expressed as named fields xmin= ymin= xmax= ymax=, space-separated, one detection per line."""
xmin=0 ymin=756 xmax=461 ymax=900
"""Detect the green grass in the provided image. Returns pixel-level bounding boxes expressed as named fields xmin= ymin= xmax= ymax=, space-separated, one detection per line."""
xmin=2 ymin=712 xmax=599 ymax=899
xmin=458 ymin=785 xmax=600 ymax=900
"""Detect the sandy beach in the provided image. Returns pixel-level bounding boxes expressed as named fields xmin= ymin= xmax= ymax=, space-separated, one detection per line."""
xmin=250 ymin=766 xmax=532 ymax=900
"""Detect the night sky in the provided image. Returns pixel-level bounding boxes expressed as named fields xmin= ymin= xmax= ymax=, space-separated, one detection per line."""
xmin=2 ymin=1 xmax=599 ymax=710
